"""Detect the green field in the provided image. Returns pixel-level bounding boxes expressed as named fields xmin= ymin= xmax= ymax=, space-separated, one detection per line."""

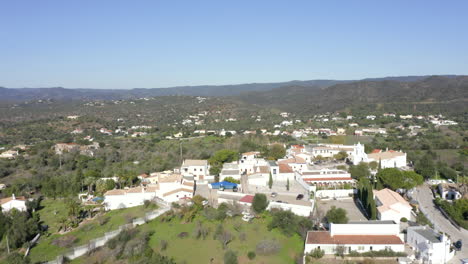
xmin=28 ymin=201 xmax=154 ymax=263
xmin=305 ymin=135 xmax=373 ymax=146
xmin=71 ymin=214 xmax=304 ymax=264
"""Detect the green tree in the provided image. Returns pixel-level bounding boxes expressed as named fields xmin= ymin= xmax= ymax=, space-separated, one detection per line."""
xmin=333 ymin=151 xmax=348 ymax=161
xmin=268 ymin=173 xmax=273 ymax=189
xmin=252 ymin=193 xmax=269 ymax=213
xmin=325 ymin=206 xmax=348 ymax=224
xmin=415 ymin=154 xmax=436 ymax=179
xmin=349 ymin=162 xmax=370 ymax=180
xmin=286 ymin=178 xmax=290 ymax=191
xmin=209 ymin=149 xmax=239 ymax=176
xmin=377 ymin=168 xmax=423 ymax=190
xmin=265 ymin=144 xmax=285 ymax=160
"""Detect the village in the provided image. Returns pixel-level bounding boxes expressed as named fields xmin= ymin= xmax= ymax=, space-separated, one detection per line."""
xmin=1 ymin=140 xmax=458 ymax=263
xmin=0 ymin=109 xmax=466 ymax=264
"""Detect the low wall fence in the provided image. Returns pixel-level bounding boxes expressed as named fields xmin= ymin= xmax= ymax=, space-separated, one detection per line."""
xmin=45 ymin=204 xmax=170 ymax=264
xmin=315 ymin=189 xmax=355 ymax=199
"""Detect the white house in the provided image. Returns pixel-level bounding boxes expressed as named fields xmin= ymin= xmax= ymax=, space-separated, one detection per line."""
xmin=104 ymin=186 xmax=158 ymax=210
xmin=366 ymin=149 xmax=407 ymax=168
xmin=297 ymin=169 xmax=354 ymax=186
xmin=374 ymin=188 xmax=412 ymax=223
xmin=407 ymin=226 xmax=454 ymax=264
xmin=181 ymin=159 xmax=209 ymax=181
xmin=309 ymin=143 xmax=367 ymax=165
xmin=220 ymin=162 xmax=241 ymax=182
xmin=304 ymin=221 xmax=404 ymax=255
xmin=0 ymin=150 xmax=19 ymax=159
xmin=437 ymin=183 xmax=462 ymax=200
xmin=0 ymin=194 xmax=27 ymax=212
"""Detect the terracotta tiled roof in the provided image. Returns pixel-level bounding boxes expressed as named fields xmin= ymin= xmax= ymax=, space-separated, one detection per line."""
xmin=242 ymin=151 xmax=260 ymax=156
xmin=278 ymin=156 xmax=306 ymax=164
xmin=291 ymin=145 xmax=304 ymax=149
xmin=303 ymin=177 xmax=354 ymax=182
xmin=0 ymin=196 xmax=26 ymax=205
xmin=162 ymin=188 xmax=193 ymax=197
xmin=254 ymin=166 xmax=270 ymax=174
xmin=182 ymin=180 xmax=195 ymax=187
xmin=374 ymin=188 xmax=411 ymax=213
xmin=158 ymin=173 xmax=182 ymax=183
xmin=239 ymin=195 xmax=254 ymax=203
xmin=183 ymin=159 xmax=208 ymax=166
xmin=306 ymin=231 xmax=404 ymax=245
xmin=279 ymin=163 xmax=293 ymax=173
xmin=104 ymin=189 xmax=126 ymax=196
xmin=126 ymin=187 xmax=145 ymax=193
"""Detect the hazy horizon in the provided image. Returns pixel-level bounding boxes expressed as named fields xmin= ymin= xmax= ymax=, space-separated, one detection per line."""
xmin=1 ymin=0 xmax=467 ymax=89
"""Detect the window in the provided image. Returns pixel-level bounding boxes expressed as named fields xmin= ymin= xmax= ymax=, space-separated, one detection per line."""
xmin=358 ymin=246 xmax=364 ymax=251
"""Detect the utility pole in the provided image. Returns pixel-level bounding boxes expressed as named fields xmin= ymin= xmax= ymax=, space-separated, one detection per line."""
xmin=179 ymin=140 xmax=183 ymax=163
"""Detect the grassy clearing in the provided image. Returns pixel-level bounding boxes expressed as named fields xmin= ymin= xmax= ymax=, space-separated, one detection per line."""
xmin=29 ymin=204 xmax=152 ymax=263
xmin=71 ymin=214 xmax=304 ymax=264
xmin=37 ymin=198 xmax=69 ymax=233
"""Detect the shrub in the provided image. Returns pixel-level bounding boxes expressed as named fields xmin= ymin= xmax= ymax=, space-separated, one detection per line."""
xmin=223 ymin=176 xmax=240 ymax=184
xmin=252 ymin=193 xmax=269 ymax=213
xmin=309 ymin=248 xmax=325 ymax=259
xmin=400 ymin=217 xmax=408 ymax=222
xmin=348 ymin=249 xmax=407 ymax=257
xmin=256 ymin=239 xmax=281 ymax=255
xmin=247 ymin=251 xmax=256 ymax=260
xmin=224 ymin=250 xmax=238 ymax=264
xmin=160 ymin=239 xmax=168 ymax=251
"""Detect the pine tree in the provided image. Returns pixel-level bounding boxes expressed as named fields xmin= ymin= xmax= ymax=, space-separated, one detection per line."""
xmin=286 ymin=178 xmax=290 ymax=191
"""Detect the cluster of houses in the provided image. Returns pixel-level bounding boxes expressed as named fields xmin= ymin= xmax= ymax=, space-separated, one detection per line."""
xmin=54 ymin=142 xmax=100 ymax=157
xmin=304 ymin=220 xmax=454 ymax=264
xmin=103 ymin=166 xmax=199 ymax=210
xmin=0 ymin=144 xmax=29 ymax=159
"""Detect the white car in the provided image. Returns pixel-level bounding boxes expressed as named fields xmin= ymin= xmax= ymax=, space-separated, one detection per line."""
xmin=242 ymin=214 xmax=253 ymax=222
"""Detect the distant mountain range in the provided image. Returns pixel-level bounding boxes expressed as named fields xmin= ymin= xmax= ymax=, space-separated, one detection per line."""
xmin=1 ymin=75 xmax=466 ymax=114
xmin=0 ymin=75 xmax=445 ymax=102
xmin=237 ymin=75 xmax=468 ymax=113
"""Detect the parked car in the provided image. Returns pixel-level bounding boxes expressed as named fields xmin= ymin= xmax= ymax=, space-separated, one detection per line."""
xmin=242 ymin=214 xmax=254 ymax=222
xmin=296 ymin=194 xmax=304 ymax=200
xmin=455 ymin=240 xmax=463 ymax=251
xmin=275 ymin=200 xmax=283 ymax=203
xmin=202 ymin=200 xmax=209 ymax=206
xmin=271 ymin=192 xmax=278 ymax=198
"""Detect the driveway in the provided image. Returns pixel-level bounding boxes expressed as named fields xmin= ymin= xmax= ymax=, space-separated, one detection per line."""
xmin=413 ymin=184 xmax=468 ymax=262
xmin=316 ymin=198 xmax=367 ymax=222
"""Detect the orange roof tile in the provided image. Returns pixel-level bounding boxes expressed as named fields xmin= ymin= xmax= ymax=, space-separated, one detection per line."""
xmin=306 ymin=231 xmax=404 ymax=245
xmin=0 ymin=196 xmax=26 ymax=205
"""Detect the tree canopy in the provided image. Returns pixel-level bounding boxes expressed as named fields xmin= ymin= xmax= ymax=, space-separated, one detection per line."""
xmin=252 ymin=193 xmax=269 ymax=213
xmin=325 ymin=206 xmax=349 ymax=224
xmin=377 ymin=168 xmax=424 ymax=190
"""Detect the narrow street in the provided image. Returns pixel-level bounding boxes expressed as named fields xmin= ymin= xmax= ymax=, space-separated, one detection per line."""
xmin=414 ymin=184 xmax=468 ymax=262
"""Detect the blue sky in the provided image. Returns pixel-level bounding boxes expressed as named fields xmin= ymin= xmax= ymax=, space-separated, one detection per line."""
xmin=1 ymin=0 xmax=467 ymax=89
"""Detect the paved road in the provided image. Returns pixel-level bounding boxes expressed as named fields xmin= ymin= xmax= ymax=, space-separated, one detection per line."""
xmin=414 ymin=184 xmax=468 ymax=262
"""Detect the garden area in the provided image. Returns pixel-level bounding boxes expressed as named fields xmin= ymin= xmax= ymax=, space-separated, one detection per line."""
xmin=27 ymin=199 xmax=157 ymax=263
xmin=70 ymin=196 xmax=307 ymax=264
